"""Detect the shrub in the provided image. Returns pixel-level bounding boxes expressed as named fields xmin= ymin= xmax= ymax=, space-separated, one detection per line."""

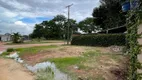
xmin=71 ymin=34 xmax=126 ymax=46
xmin=7 ymin=48 xmax=15 ymax=52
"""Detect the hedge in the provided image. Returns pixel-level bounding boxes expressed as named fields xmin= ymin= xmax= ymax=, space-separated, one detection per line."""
xmin=71 ymin=34 xmax=126 ymax=46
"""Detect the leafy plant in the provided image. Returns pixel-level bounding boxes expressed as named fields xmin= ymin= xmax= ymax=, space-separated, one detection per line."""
xmin=126 ymin=1 xmax=142 ymax=80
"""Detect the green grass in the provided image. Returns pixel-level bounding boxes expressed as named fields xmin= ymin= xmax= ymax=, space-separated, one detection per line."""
xmin=45 ymin=50 xmax=125 ymax=80
xmin=5 ymin=40 xmax=63 ymax=45
xmin=47 ymin=51 xmax=103 ymax=72
xmin=1 ymin=52 xmax=10 ymax=56
xmin=49 ymin=57 xmax=82 ymax=72
xmin=15 ymin=45 xmax=58 ymax=57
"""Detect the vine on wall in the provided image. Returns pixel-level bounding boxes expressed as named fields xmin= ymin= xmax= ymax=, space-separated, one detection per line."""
xmin=126 ymin=0 xmax=142 ymax=80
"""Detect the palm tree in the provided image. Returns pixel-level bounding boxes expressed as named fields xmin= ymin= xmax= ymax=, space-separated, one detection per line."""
xmin=12 ymin=32 xmax=23 ymax=43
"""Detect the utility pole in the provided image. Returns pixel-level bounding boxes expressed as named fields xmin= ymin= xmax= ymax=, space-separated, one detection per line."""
xmin=66 ymin=4 xmax=73 ymax=45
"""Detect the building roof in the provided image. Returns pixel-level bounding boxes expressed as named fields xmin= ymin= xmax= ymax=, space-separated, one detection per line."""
xmin=98 ymin=25 xmax=127 ymax=33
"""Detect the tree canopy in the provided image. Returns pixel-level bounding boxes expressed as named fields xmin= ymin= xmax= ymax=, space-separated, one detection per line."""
xmin=78 ymin=17 xmax=101 ymax=33
xmin=92 ymin=0 xmax=126 ymax=30
xmin=30 ymin=15 xmax=77 ymax=40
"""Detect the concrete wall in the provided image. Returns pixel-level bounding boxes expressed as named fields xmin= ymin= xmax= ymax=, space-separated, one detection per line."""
xmin=0 ymin=35 xmax=11 ymax=42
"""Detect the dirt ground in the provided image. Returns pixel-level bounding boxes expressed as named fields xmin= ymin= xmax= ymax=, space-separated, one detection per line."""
xmin=22 ymin=46 xmax=86 ymax=64
xmin=0 ymin=42 xmax=128 ymax=80
xmin=0 ymin=58 xmax=34 ymax=80
xmin=0 ymin=41 xmax=64 ymax=80
xmin=4 ymin=42 xmax=63 ymax=49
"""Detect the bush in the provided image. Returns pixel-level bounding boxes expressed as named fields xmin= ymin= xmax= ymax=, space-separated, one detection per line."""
xmin=71 ymin=34 xmax=126 ymax=46
xmin=7 ymin=48 xmax=15 ymax=52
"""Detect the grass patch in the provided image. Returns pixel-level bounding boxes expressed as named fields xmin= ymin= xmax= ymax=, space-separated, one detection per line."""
xmin=5 ymin=40 xmax=63 ymax=45
xmin=1 ymin=52 xmax=10 ymax=56
xmin=49 ymin=57 xmax=82 ymax=72
xmin=45 ymin=50 xmax=125 ymax=80
xmin=15 ymin=45 xmax=58 ymax=57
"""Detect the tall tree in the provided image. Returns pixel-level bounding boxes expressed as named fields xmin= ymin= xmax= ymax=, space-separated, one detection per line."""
xmin=31 ymin=14 xmax=78 ymax=40
xmin=92 ymin=0 xmax=126 ymax=30
xmin=31 ymin=24 xmax=45 ymax=39
xmin=78 ymin=17 xmax=100 ymax=33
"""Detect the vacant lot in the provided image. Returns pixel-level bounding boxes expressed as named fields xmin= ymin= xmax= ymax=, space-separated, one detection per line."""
xmin=0 ymin=41 xmax=129 ymax=80
xmin=13 ymin=45 xmax=128 ymax=80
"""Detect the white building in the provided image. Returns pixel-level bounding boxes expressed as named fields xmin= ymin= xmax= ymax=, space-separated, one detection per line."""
xmin=0 ymin=33 xmax=12 ymax=42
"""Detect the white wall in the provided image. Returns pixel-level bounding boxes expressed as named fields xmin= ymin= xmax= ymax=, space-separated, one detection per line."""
xmin=1 ymin=35 xmax=11 ymax=41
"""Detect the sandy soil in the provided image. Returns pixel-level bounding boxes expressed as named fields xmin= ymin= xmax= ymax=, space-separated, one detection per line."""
xmin=0 ymin=58 xmax=34 ymax=80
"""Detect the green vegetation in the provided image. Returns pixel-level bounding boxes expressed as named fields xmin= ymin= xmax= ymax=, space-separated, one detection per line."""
xmin=12 ymin=32 xmax=23 ymax=43
xmin=78 ymin=17 xmax=101 ymax=33
xmin=7 ymin=48 xmax=15 ymax=52
xmin=5 ymin=40 xmax=63 ymax=45
xmin=30 ymin=15 xmax=77 ymax=40
xmin=92 ymin=0 xmax=126 ymax=30
xmin=1 ymin=52 xmax=10 ymax=56
xmin=15 ymin=45 xmax=58 ymax=57
xmin=47 ymin=51 xmax=125 ymax=80
xmin=126 ymin=3 xmax=142 ymax=80
xmin=36 ymin=67 xmax=54 ymax=80
xmin=49 ymin=57 xmax=82 ymax=72
xmin=71 ymin=34 xmax=126 ymax=46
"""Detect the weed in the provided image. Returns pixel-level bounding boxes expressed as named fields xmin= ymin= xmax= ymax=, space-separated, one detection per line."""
xmin=36 ymin=67 xmax=54 ymax=80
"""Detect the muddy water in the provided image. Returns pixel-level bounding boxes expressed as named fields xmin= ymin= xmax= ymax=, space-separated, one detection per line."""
xmin=6 ymin=53 xmax=71 ymax=80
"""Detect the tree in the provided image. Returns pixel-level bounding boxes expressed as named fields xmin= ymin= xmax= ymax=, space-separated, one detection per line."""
xmin=12 ymin=32 xmax=23 ymax=43
xmin=52 ymin=15 xmax=66 ymax=39
xmin=31 ymin=14 xmax=78 ymax=40
xmin=78 ymin=17 xmax=100 ymax=33
xmin=92 ymin=0 xmax=126 ymax=30
xmin=31 ymin=24 xmax=45 ymax=39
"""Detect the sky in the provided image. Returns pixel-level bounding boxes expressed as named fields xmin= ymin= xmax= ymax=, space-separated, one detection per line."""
xmin=0 ymin=0 xmax=100 ymax=35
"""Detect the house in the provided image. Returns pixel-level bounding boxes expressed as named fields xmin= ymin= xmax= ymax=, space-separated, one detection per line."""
xmin=0 ymin=33 xmax=12 ymax=42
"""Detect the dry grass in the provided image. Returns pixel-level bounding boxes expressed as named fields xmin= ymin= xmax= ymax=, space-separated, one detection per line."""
xmin=18 ymin=45 xmax=128 ymax=80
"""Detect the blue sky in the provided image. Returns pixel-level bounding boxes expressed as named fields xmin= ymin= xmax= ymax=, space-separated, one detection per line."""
xmin=0 ymin=0 xmax=100 ymax=35
xmin=20 ymin=17 xmax=53 ymax=23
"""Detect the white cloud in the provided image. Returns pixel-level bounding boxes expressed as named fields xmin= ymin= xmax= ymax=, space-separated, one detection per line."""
xmin=0 ymin=0 xmax=100 ymax=35
xmin=14 ymin=21 xmax=27 ymax=26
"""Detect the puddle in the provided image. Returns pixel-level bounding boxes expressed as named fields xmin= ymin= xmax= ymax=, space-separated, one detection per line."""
xmin=7 ymin=52 xmax=71 ymax=80
xmin=25 ymin=62 xmax=71 ymax=80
